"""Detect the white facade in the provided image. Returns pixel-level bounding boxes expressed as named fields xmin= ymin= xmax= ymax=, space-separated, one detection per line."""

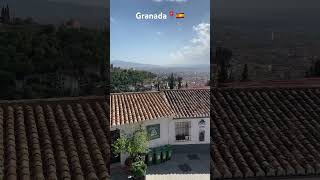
xmin=111 ymin=117 xmax=210 ymax=165
xmin=168 ymin=118 xmax=210 ymax=146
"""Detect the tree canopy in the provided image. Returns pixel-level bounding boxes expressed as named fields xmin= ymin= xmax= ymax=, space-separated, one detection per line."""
xmin=111 ymin=67 xmax=156 ymax=92
xmin=0 ymin=23 xmax=105 ymax=99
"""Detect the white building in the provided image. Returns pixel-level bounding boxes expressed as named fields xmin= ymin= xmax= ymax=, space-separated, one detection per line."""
xmin=110 ymin=89 xmax=210 ymax=165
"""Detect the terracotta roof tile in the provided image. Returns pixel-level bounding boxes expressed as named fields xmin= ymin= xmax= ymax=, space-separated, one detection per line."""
xmin=220 ymin=78 xmax=320 ymax=89
xmin=164 ymin=89 xmax=210 ymax=119
xmin=0 ymin=96 xmax=110 ymax=180
xmin=110 ymin=89 xmax=211 ymax=126
xmin=110 ymin=92 xmax=174 ymax=126
xmin=212 ymin=86 xmax=320 ymax=179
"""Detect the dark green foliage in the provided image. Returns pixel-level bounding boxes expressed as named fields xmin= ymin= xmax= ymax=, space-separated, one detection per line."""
xmin=241 ymin=64 xmax=249 ymax=81
xmin=111 ymin=67 xmax=156 ymax=92
xmin=177 ymin=77 xmax=182 ymax=89
xmin=0 ymin=70 xmax=15 ymax=98
xmin=167 ymin=74 xmax=183 ymax=90
xmin=168 ymin=73 xmax=175 ymax=89
xmin=0 ymin=23 xmax=105 ymax=99
xmin=215 ymin=47 xmax=233 ymax=83
xmin=306 ymin=59 xmax=320 ymax=77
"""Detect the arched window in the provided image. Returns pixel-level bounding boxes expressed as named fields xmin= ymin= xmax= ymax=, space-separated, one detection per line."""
xmin=199 ymin=119 xmax=206 ymax=126
xmin=199 ymin=130 xmax=205 ymax=142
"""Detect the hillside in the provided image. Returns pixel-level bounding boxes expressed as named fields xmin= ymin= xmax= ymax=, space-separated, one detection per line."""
xmin=0 ymin=23 xmax=105 ymax=99
xmin=5 ymin=0 xmax=106 ymax=29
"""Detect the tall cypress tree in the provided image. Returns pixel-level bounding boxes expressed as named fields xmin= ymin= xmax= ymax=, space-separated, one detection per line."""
xmin=168 ymin=73 xmax=175 ymax=89
xmin=6 ymin=4 xmax=9 ymax=22
xmin=215 ymin=47 xmax=233 ymax=83
xmin=1 ymin=7 xmax=4 ymax=21
xmin=177 ymin=77 xmax=182 ymax=89
xmin=4 ymin=6 xmax=6 ymax=22
xmin=241 ymin=64 xmax=249 ymax=81
xmin=306 ymin=59 xmax=320 ymax=77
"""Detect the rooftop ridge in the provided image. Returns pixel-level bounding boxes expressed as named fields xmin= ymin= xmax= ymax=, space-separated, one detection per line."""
xmin=111 ymin=90 xmax=160 ymax=95
xmin=216 ymin=86 xmax=320 ymax=90
xmin=111 ymin=88 xmax=210 ymax=96
xmin=219 ymin=78 xmax=320 ymax=89
xmin=0 ymin=95 xmax=106 ymax=105
xmin=162 ymin=87 xmax=210 ymax=91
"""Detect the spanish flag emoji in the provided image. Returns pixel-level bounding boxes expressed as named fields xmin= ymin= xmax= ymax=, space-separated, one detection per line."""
xmin=176 ymin=12 xmax=185 ymax=19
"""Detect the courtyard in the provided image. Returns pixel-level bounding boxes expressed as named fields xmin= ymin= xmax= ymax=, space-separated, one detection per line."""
xmin=111 ymin=144 xmax=210 ymax=180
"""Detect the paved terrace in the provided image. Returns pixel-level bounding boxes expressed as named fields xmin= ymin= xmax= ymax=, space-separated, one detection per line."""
xmin=146 ymin=144 xmax=210 ymax=180
xmin=111 ymin=144 xmax=210 ymax=180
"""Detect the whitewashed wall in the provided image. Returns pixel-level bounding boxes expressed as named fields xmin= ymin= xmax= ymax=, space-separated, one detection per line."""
xmin=168 ymin=118 xmax=210 ymax=145
xmin=111 ymin=117 xmax=210 ymax=165
xmin=111 ymin=117 xmax=172 ymax=164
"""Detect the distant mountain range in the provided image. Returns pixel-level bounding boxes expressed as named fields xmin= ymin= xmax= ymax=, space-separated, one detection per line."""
xmin=111 ymin=60 xmax=160 ymax=69
xmin=111 ymin=60 xmax=210 ymax=72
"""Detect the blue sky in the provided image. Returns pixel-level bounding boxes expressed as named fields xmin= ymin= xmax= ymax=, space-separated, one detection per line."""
xmin=111 ymin=0 xmax=210 ymax=65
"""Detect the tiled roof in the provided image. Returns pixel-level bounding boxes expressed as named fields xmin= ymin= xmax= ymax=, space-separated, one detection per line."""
xmin=211 ymin=86 xmax=320 ymax=179
xmin=110 ymin=89 xmax=211 ymax=126
xmin=164 ymin=89 xmax=210 ymax=119
xmin=220 ymin=78 xmax=320 ymax=89
xmin=0 ymin=96 xmax=110 ymax=180
xmin=110 ymin=92 xmax=173 ymax=126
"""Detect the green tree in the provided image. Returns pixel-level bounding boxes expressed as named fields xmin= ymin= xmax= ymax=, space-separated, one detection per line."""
xmin=23 ymin=85 xmax=34 ymax=99
xmin=168 ymin=73 xmax=175 ymax=89
xmin=177 ymin=77 xmax=183 ymax=89
xmin=306 ymin=59 xmax=320 ymax=77
xmin=215 ymin=47 xmax=233 ymax=83
xmin=0 ymin=22 xmax=105 ymax=99
xmin=0 ymin=71 xmax=16 ymax=98
xmin=112 ymin=126 xmax=149 ymax=165
xmin=241 ymin=64 xmax=249 ymax=81
xmin=111 ymin=67 xmax=156 ymax=92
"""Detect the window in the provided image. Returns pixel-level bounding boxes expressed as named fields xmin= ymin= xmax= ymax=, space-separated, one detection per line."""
xmin=199 ymin=119 xmax=206 ymax=142
xmin=175 ymin=121 xmax=191 ymax=141
xmin=199 ymin=119 xmax=206 ymax=126
xmin=199 ymin=130 xmax=205 ymax=142
xmin=146 ymin=124 xmax=160 ymax=140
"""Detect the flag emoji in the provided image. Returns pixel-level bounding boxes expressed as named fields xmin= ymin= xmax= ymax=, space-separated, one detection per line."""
xmin=176 ymin=13 xmax=185 ymax=19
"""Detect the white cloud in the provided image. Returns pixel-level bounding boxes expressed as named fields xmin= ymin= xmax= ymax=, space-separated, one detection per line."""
xmin=170 ymin=23 xmax=210 ymax=65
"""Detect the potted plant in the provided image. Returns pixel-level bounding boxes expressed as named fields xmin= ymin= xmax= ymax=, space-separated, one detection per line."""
xmin=112 ymin=126 xmax=149 ymax=174
xmin=131 ymin=160 xmax=147 ymax=179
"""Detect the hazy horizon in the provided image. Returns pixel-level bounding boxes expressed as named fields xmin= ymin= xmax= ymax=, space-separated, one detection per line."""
xmin=111 ymin=59 xmax=209 ymax=67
